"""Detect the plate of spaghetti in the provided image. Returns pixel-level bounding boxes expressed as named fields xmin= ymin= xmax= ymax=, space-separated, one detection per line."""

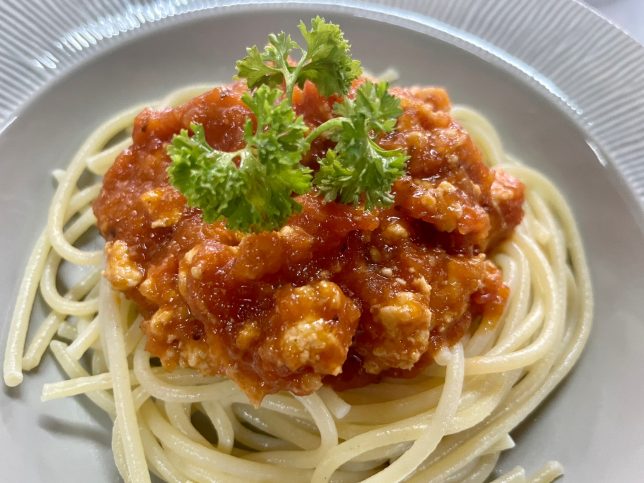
xmin=1 ymin=2 xmax=643 ymax=483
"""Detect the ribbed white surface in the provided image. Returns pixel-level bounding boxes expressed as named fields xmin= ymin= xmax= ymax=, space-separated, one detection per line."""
xmin=1 ymin=0 xmax=643 ymax=203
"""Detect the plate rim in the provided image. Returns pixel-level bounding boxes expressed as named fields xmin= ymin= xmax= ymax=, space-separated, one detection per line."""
xmin=1 ymin=0 xmax=644 ymax=215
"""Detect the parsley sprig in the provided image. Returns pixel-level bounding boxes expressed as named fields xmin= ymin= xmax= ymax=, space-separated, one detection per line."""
xmin=314 ymin=81 xmax=407 ymax=208
xmin=166 ymin=17 xmax=408 ymax=232
xmin=167 ymin=86 xmax=311 ymax=231
xmin=236 ymin=17 xmax=362 ymax=100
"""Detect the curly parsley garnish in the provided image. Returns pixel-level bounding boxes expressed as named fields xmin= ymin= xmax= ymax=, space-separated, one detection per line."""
xmin=236 ymin=16 xmax=361 ymax=99
xmin=313 ymin=81 xmax=407 ymax=208
xmin=167 ymin=17 xmax=408 ymax=232
xmin=167 ymin=86 xmax=311 ymax=232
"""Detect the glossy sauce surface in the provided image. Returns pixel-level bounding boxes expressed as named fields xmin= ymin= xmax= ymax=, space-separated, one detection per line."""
xmin=93 ymin=80 xmax=524 ymax=402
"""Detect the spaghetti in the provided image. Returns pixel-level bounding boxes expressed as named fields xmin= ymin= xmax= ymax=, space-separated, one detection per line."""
xmin=3 ymin=84 xmax=592 ymax=483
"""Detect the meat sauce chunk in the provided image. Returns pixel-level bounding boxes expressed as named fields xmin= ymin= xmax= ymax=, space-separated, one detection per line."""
xmin=93 ymin=80 xmax=524 ymax=403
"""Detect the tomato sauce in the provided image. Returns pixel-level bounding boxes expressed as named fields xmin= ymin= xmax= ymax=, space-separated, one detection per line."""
xmin=93 ymin=80 xmax=524 ymax=403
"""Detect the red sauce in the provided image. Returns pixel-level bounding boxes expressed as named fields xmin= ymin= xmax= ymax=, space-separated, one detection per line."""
xmin=93 ymin=80 xmax=524 ymax=403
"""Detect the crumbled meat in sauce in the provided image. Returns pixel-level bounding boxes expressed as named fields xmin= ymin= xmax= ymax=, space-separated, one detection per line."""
xmin=93 ymin=80 xmax=524 ymax=403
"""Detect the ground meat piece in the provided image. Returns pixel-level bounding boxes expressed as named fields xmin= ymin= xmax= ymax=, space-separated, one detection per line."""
xmin=139 ymin=186 xmax=184 ymax=228
xmin=104 ymin=240 xmax=144 ymax=290
xmin=393 ymin=176 xmax=491 ymax=239
xmin=262 ymin=281 xmax=360 ymax=376
xmin=363 ymin=291 xmax=432 ymax=373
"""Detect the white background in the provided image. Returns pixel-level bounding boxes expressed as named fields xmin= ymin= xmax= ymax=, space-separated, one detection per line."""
xmin=584 ymin=0 xmax=644 ymax=44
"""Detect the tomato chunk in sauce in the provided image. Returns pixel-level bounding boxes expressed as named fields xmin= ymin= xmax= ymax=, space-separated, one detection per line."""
xmin=93 ymin=80 xmax=524 ymax=403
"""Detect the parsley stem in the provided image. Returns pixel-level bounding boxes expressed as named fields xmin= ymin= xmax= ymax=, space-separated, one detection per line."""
xmin=285 ymin=56 xmax=307 ymax=103
xmin=305 ymin=117 xmax=344 ymax=145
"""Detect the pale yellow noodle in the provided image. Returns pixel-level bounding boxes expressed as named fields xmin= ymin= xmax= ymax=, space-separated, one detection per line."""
xmin=99 ymin=279 xmax=150 ymax=483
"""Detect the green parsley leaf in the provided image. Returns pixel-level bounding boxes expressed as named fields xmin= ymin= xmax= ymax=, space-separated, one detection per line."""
xmin=239 ymin=85 xmax=312 ymax=228
xmin=334 ymin=80 xmax=402 ymax=133
xmin=167 ymin=85 xmax=311 ymax=232
xmin=296 ymin=16 xmax=362 ymax=96
xmin=166 ymin=123 xmax=244 ymax=223
xmin=235 ymin=32 xmax=299 ymax=90
xmin=313 ymin=81 xmax=408 ymax=209
xmin=236 ymin=16 xmax=361 ymax=99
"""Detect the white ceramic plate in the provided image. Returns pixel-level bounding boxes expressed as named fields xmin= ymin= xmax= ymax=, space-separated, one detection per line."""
xmin=1 ymin=1 xmax=643 ymax=482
